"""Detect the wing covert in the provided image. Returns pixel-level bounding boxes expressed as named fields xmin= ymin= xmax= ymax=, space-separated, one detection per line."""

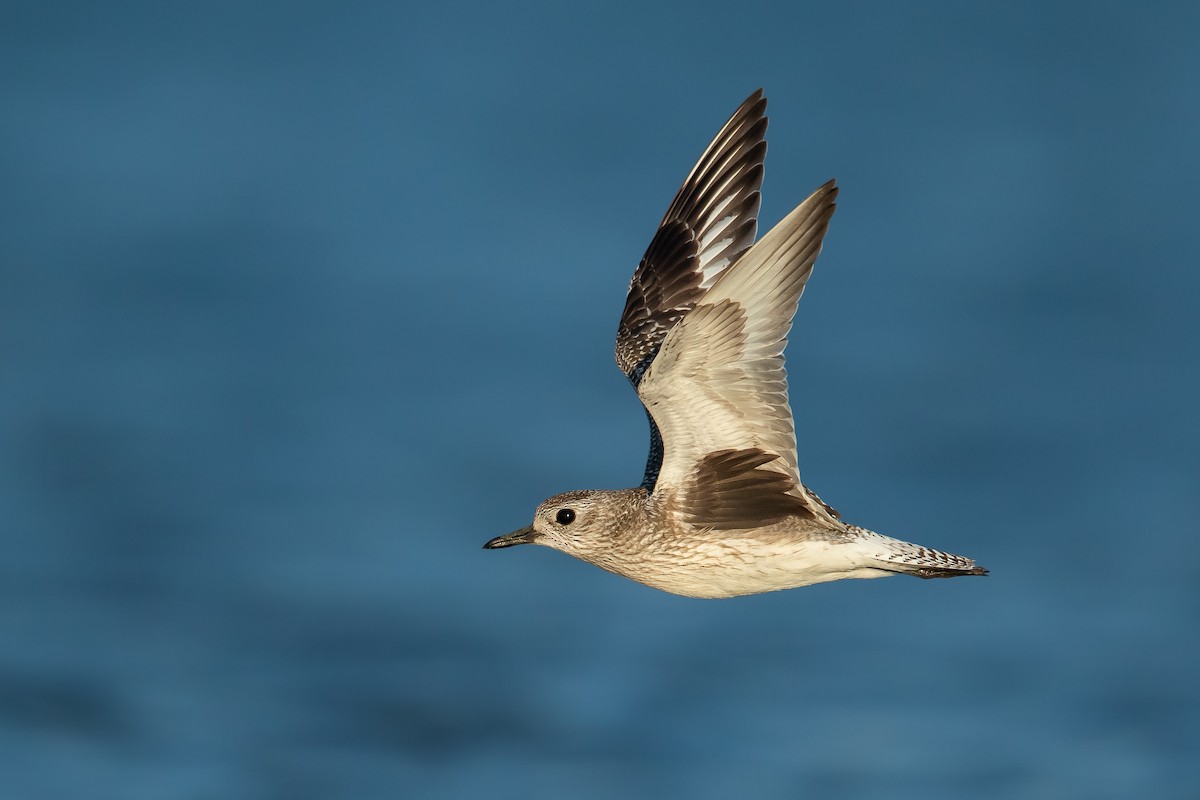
xmin=613 ymin=90 xmax=769 ymax=491
xmin=639 ymin=180 xmax=840 ymax=522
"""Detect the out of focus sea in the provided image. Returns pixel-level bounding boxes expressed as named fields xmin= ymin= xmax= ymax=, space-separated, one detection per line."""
xmin=2 ymin=3 xmax=1197 ymax=798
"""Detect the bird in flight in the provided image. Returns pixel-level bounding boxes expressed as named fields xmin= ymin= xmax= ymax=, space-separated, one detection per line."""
xmin=485 ymin=90 xmax=987 ymax=598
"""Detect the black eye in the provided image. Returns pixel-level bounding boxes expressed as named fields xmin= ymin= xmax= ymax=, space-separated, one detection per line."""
xmin=555 ymin=508 xmax=576 ymax=525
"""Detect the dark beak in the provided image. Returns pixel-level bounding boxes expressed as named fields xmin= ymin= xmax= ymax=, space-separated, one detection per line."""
xmin=483 ymin=525 xmax=538 ymax=549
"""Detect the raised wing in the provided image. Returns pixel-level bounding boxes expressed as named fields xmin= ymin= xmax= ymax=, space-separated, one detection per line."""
xmin=639 ymin=180 xmax=840 ymax=526
xmin=614 ymin=90 xmax=768 ymax=490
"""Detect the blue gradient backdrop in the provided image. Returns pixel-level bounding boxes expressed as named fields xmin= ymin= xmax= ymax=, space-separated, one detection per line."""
xmin=3 ymin=2 xmax=1198 ymax=798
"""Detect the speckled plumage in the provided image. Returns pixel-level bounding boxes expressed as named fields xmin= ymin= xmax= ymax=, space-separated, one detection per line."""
xmin=485 ymin=91 xmax=987 ymax=598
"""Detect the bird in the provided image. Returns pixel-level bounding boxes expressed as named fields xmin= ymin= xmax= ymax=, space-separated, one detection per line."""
xmin=484 ymin=90 xmax=987 ymax=598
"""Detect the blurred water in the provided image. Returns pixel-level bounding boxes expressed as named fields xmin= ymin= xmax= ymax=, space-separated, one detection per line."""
xmin=2 ymin=2 xmax=1198 ymax=798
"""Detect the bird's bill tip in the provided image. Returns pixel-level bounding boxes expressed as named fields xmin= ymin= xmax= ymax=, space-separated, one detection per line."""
xmin=483 ymin=525 xmax=538 ymax=549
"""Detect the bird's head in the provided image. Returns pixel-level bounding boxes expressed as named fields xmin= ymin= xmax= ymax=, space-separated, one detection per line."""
xmin=483 ymin=489 xmax=642 ymax=563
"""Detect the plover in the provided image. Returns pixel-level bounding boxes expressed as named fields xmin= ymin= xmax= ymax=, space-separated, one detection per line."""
xmin=485 ymin=90 xmax=987 ymax=598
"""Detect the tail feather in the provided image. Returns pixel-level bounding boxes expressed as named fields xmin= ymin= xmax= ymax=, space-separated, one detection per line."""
xmin=902 ymin=564 xmax=989 ymax=579
xmin=850 ymin=526 xmax=988 ymax=579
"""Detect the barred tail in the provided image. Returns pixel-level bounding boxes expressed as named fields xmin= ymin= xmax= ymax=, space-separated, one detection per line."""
xmin=850 ymin=526 xmax=989 ymax=579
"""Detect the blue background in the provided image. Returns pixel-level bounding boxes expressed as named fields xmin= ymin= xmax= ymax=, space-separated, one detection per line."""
xmin=3 ymin=2 xmax=1198 ymax=798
